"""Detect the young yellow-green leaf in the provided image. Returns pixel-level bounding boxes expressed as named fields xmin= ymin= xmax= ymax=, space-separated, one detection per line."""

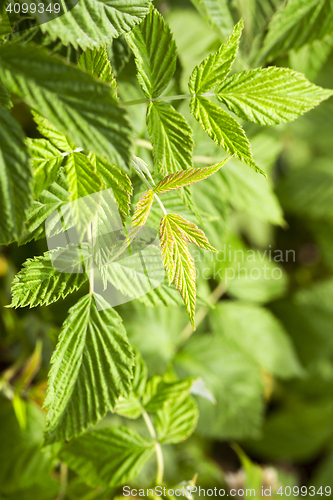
xmin=159 ymin=216 xmax=197 ymax=328
xmin=132 ymin=189 xmax=154 ymax=227
xmin=126 ymin=5 xmax=177 ymax=98
xmin=191 ymin=96 xmax=264 ymax=175
xmin=172 ymin=231 xmax=197 ymax=329
xmin=154 ymin=161 xmax=227 ymax=194
xmin=9 ymin=250 xmax=88 ymax=308
xmin=216 ymin=66 xmax=333 ymax=125
xmin=44 ymin=293 xmax=134 ymax=444
xmin=39 ymin=0 xmax=151 ymax=50
xmin=78 ymin=46 xmax=118 ymax=100
xmin=59 ymin=427 xmax=154 ymax=488
xmin=168 ymin=213 xmax=217 ymax=252
xmin=147 ymin=101 xmax=194 ymax=174
xmin=88 ymin=153 xmax=132 ymax=220
xmin=155 ymin=394 xmax=199 ymax=444
xmin=0 ymin=43 xmax=132 ymax=171
xmin=65 ymin=152 xmax=102 ymax=201
xmin=0 ymin=107 xmax=32 ymax=245
xmin=188 ymin=19 xmax=243 ymax=94
xmin=159 ymin=215 xmax=176 ymax=285
xmin=259 ymin=0 xmax=333 ymax=63
xmin=27 ymin=138 xmax=63 ymax=197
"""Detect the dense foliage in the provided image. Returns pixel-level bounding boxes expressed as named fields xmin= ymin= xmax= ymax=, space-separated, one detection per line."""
xmin=1 ymin=0 xmax=333 ymax=498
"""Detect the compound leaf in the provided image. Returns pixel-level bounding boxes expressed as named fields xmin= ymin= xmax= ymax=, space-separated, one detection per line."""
xmin=0 ymin=106 xmax=32 ymax=245
xmin=167 ymin=213 xmax=217 ymax=252
xmin=190 ymin=96 xmax=264 ymax=174
xmin=147 ymin=101 xmax=194 ymax=174
xmin=44 ymin=293 xmax=134 ymax=444
xmin=0 ymin=43 xmax=132 ymax=171
xmin=216 ymin=66 xmax=333 ymax=126
xmin=188 ymin=20 xmax=243 ymax=94
xmin=40 ymin=0 xmax=151 ymax=50
xmin=59 ymin=427 xmax=154 ymax=487
xmin=78 ymin=46 xmax=117 ymax=100
xmin=65 ymin=152 xmax=102 ymax=201
xmin=126 ymin=5 xmax=177 ymax=98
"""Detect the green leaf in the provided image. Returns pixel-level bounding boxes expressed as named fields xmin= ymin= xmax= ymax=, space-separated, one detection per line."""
xmin=59 ymin=427 xmax=154 ymax=487
xmin=9 ymin=250 xmax=88 ymax=308
xmin=19 ymin=175 xmax=69 ymax=245
xmin=0 ymin=399 xmax=57 ymax=496
xmin=26 ymin=138 xmax=63 ymax=197
xmin=190 ymin=96 xmax=264 ymax=174
xmin=44 ymin=293 xmax=134 ymax=444
xmin=132 ymin=189 xmax=154 ymax=226
xmin=88 ymin=153 xmax=132 ymax=220
xmin=126 ymin=5 xmax=177 ymax=98
xmin=167 ymin=213 xmax=217 ymax=252
xmin=142 ymin=376 xmax=195 ymax=413
xmin=0 ymin=106 xmax=32 ymax=245
xmin=0 ymin=43 xmax=132 ymax=170
xmin=65 ymin=152 xmax=102 ymax=202
xmin=155 ymin=394 xmax=199 ymax=444
xmin=78 ymin=46 xmax=118 ymax=100
xmin=188 ymin=20 xmax=243 ymax=94
xmin=175 ymin=334 xmax=264 ymax=440
xmin=39 ymin=0 xmax=151 ymax=50
xmin=259 ymin=0 xmax=333 ymax=62
xmin=159 ymin=215 xmax=196 ymax=328
xmin=216 ymin=67 xmax=333 ymax=126
xmin=189 ymin=0 xmax=235 ymax=39
xmin=32 ymin=112 xmax=75 ymax=153
xmin=210 ymin=302 xmax=304 ymax=379
xmin=147 ymin=101 xmax=194 ymax=174
xmin=0 ymin=80 xmax=11 ymax=109
xmin=154 ymin=161 xmax=226 ymax=194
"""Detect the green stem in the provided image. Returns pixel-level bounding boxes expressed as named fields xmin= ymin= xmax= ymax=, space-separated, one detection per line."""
xmin=121 ymin=92 xmax=215 ymax=107
xmin=142 ymin=409 xmax=164 ymax=485
xmin=57 ymin=463 xmax=68 ymax=500
xmin=132 ymin=156 xmax=168 ymax=216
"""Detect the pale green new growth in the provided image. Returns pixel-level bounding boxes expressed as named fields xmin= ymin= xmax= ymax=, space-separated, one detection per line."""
xmin=78 ymin=46 xmax=118 ymax=100
xmin=65 ymin=152 xmax=102 ymax=202
xmin=132 ymin=189 xmax=154 ymax=226
xmin=154 ymin=161 xmax=227 ymax=194
xmin=44 ymin=293 xmax=134 ymax=444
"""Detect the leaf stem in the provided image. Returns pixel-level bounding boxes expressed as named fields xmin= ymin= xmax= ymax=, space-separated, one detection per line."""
xmin=142 ymin=408 xmax=164 ymax=485
xmin=56 ymin=463 xmax=68 ymax=500
xmin=132 ymin=156 xmax=167 ymax=216
xmin=121 ymin=92 xmax=215 ymax=107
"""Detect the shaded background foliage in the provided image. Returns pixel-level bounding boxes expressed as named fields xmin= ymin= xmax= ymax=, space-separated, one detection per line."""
xmin=1 ymin=0 xmax=333 ymax=498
